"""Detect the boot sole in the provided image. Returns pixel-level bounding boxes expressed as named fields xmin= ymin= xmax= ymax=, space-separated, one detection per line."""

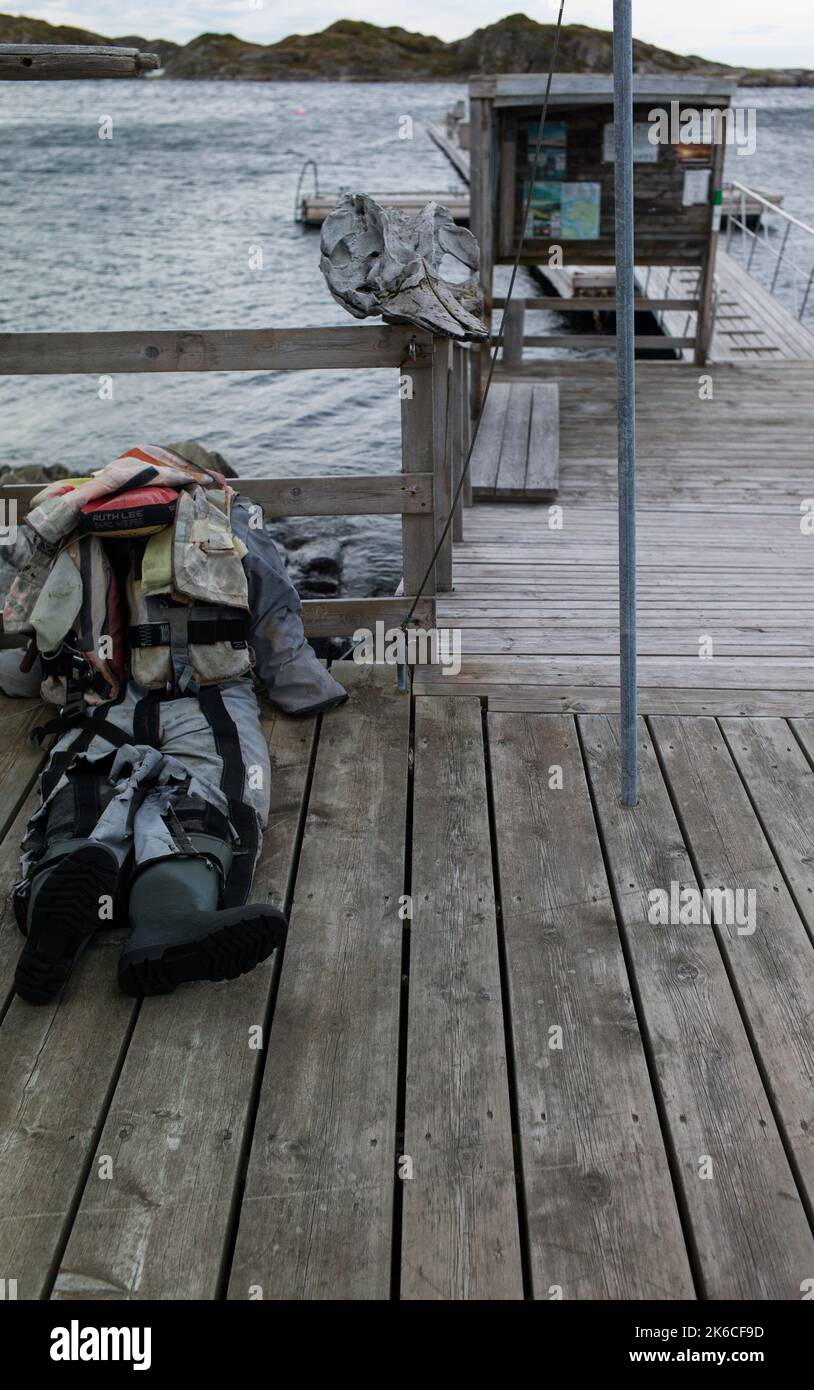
xmin=15 ymin=844 xmax=121 ymax=1006
xmin=118 ymin=905 xmax=287 ymax=997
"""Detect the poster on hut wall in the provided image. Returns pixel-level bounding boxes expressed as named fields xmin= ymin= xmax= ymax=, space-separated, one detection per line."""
xmin=602 ymin=122 xmax=659 ymax=162
xmin=523 ymin=180 xmax=563 ymax=237
xmin=526 ymin=120 xmax=567 ymax=178
xmin=560 ymin=182 xmax=601 ymax=239
xmin=523 ymin=180 xmax=601 ymax=240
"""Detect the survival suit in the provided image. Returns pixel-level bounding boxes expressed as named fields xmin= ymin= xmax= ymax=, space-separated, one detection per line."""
xmin=0 ymin=444 xmax=347 ymax=1003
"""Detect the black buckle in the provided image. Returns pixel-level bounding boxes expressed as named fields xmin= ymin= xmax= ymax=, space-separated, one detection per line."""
xmin=134 ymin=621 xmax=171 ymax=648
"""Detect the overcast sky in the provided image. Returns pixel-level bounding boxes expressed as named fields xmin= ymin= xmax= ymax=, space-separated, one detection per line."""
xmin=12 ymin=1 xmax=814 ymax=68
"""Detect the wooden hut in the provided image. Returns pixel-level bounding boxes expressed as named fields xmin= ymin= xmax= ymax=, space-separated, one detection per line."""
xmin=469 ymin=73 xmax=739 ymax=364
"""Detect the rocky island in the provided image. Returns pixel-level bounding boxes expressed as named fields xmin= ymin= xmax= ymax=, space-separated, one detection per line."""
xmin=1 ymin=11 xmax=812 ymax=86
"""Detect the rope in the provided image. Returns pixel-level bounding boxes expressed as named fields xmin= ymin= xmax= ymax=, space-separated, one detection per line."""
xmin=402 ymin=0 xmax=567 ymax=629
xmin=333 ymin=0 xmax=567 ymax=672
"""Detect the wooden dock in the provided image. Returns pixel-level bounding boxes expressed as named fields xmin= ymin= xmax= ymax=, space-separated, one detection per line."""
xmin=299 ymin=190 xmax=470 ymax=227
xmin=3 ymin=351 xmax=814 ymax=1300
xmin=0 ymin=307 xmax=812 ymax=1307
xmin=424 ymin=358 xmax=814 ymax=711
xmin=6 ymin=45 xmax=813 ymax=1310
xmin=4 ymin=659 xmax=814 ymax=1299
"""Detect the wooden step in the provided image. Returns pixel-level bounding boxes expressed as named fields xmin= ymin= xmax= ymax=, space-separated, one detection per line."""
xmin=471 ymin=382 xmax=559 ymax=501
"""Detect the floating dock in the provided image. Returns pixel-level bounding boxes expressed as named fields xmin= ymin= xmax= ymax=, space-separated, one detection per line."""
xmin=298 ymin=189 xmax=470 ymax=226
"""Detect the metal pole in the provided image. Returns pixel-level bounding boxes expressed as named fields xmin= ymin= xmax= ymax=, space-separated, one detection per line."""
xmin=613 ymin=0 xmax=638 ymax=805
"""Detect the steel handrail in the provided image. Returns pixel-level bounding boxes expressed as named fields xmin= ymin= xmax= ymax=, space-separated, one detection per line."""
xmin=724 ymin=180 xmax=814 ymax=321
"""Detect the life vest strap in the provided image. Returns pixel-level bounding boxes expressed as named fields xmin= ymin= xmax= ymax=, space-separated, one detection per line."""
xmin=31 ymin=707 xmax=133 ymax=749
xmin=127 ymin=616 xmax=249 ymax=649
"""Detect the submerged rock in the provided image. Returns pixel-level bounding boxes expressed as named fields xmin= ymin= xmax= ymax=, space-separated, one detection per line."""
xmin=281 ymin=539 xmax=343 ymax=598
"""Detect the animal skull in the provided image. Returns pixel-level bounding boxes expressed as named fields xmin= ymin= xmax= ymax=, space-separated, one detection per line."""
xmin=320 ymin=193 xmax=489 ymax=340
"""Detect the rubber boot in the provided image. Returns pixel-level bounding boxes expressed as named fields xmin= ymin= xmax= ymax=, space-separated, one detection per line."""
xmin=118 ymin=834 xmax=287 ymax=997
xmin=14 ymin=837 xmax=126 ymax=1006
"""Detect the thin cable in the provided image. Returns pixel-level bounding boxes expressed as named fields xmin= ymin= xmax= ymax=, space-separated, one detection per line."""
xmin=331 ymin=0 xmax=566 ymax=669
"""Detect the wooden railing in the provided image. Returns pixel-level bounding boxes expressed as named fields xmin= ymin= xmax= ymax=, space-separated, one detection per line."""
xmin=0 ymin=324 xmax=474 ymax=647
xmin=492 ymin=296 xmax=700 ymax=364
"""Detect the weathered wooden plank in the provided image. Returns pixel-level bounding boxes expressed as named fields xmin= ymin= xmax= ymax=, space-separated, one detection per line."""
xmin=443 ymin=625 xmax=814 ymax=656
xmin=0 ymin=326 xmax=433 ymax=375
xmin=0 ymin=770 xmax=135 ymax=1298
xmin=303 ymin=597 xmax=434 ymax=639
xmin=227 ymin=663 xmax=408 ymax=1299
xmin=470 ymin=74 xmax=739 ymax=101
xmin=526 ymin=383 xmax=559 ymax=498
xmin=412 ymin=656 xmax=814 ymax=691
xmin=470 ymin=383 xmax=511 ymax=494
xmin=725 ymin=717 xmax=814 ymax=945
xmin=580 ymin=714 xmax=814 ymax=1298
xmin=493 ymin=297 xmax=700 ymax=311
xmin=0 ymin=698 xmax=48 ymax=841
xmin=3 ymin=474 xmax=434 ymax=519
xmin=482 ymin=689 xmax=814 ymax=717
xmin=401 ymin=698 xmax=522 ymax=1300
xmin=49 ymin=702 xmax=316 ymax=1300
xmin=300 ymin=193 xmax=470 ymax=227
xmin=494 ymin=383 xmax=533 ymax=496
xmin=0 ymin=602 xmax=437 ymax=649
xmin=521 ymin=335 xmax=696 ymax=349
xmin=488 ymin=713 xmax=694 ymax=1299
xmin=651 ymin=717 xmax=814 ymax=1205
xmin=0 ymin=947 xmax=134 ymax=1300
xmin=0 ymin=44 xmax=159 ymax=80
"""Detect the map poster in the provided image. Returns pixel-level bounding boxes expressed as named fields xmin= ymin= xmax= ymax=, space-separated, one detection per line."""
xmin=526 ymin=120 xmax=567 ymax=179
xmin=560 ymin=181 xmax=601 ymax=240
xmin=523 ymin=180 xmax=562 ymax=237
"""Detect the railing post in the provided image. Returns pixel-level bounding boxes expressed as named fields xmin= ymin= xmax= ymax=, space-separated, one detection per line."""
xmin=770 ymin=220 xmax=792 ymax=294
xmin=432 ymin=336 xmax=454 ymax=591
xmin=401 ymin=343 xmax=436 ymax=609
xmin=502 ymin=298 xmax=525 ymax=369
xmin=613 ymin=0 xmax=638 ymax=807
xmin=451 ymin=344 xmax=464 ymax=542
xmin=462 ymin=347 xmax=473 ymax=509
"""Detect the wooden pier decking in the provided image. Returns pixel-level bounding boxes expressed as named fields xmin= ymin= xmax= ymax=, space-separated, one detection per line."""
xmin=423 ymin=358 xmax=814 ymax=711
xmin=3 ymin=666 xmax=814 ymax=1299
xmin=2 ymin=352 xmax=814 ymax=1300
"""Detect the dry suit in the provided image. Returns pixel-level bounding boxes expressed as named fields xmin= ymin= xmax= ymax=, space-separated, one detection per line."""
xmin=0 ymin=447 xmax=346 ymax=1003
